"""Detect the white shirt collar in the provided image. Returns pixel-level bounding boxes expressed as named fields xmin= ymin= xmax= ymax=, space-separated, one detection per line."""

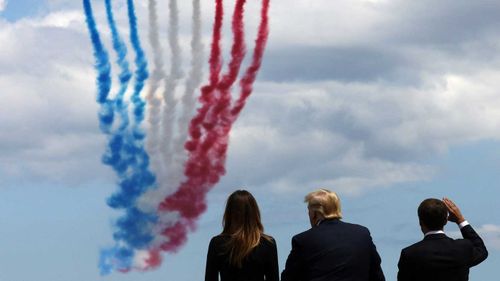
xmin=424 ymin=230 xmax=445 ymax=237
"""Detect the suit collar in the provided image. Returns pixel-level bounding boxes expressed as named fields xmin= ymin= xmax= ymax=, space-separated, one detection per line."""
xmin=423 ymin=233 xmax=448 ymax=240
xmin=318 ymin=218 xmax=341 ymax=226
xmin=424 ymin=230 xmax=445 ymax=237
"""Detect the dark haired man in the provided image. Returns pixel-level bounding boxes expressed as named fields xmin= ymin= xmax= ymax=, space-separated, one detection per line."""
xmin=397 ymin=198 xmax=488 ymax=281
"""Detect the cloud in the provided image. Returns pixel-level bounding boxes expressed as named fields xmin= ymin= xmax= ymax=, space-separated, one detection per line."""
xmin=1 ymin=2 xmax=500 ymax=196
xmin=260 ymin=46 xmax=414 ymax=84
xmin=0 ymin=1 xmax=5 ymax=12
xmin=451 ymin=224 xmax=500 ymax=251
xmin=0 ymin=10 xmax=110 ymax=187
xmin=219 ymin=72 xmax=500 ymax=194
xmin=477 ymin=224 xmax=500 ymax=250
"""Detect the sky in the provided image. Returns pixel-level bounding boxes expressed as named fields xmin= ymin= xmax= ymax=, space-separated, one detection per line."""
xmin=1 ymin=0 xmax=500 ymax=280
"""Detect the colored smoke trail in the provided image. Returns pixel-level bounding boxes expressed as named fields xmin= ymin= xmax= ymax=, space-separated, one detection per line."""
xmin=157 ymin=0 xmax=270 ymax=254
xmin=84 ymin=0 xmax=270 ymax=273
xmin=155 ymin=0 xmax=225 ymax=253
xmin=139 ymin=0 xmax=205 ymax=226
xmin=103 ymin=0 xmax=155 ymax=215
xmin=104 ymin=0 xmax=132 ymax=115
xmin=137 ymin=0 xmax=206 ymax=255
xmin=82 ymin=0 xmax=113 ymax=133
xmin=169 ymin=0 xmax=205 ymax=199
xmin=102 ymin=0 xmax=132 ymax=173
xmin=231 ymin=0 xmax=270 ymax=117
xmin=127 ymin=0 xmax=149 ymax=128
xmin=213 ymin=0 xmax=247 ymax=121
xmin=142 ymin=0 xmax=166 ymax=213
xmin=139 ymin=0 xmax=186 ymax=217
xmin=160 ymin=0 xmax=183 ymax=193
xmin=84 ymin=0 xmax=157 ymax=275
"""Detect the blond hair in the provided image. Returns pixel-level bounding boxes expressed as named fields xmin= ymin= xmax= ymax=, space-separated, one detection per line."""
xmin=304 ymin=188 xmax=342 ymax=219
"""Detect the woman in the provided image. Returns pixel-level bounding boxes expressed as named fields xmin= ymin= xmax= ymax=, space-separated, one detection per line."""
xmin=205 ymin=190 xmax=279 ymax=281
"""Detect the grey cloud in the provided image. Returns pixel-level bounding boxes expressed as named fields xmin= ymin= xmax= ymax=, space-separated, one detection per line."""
xmin=2 ymin=2 xmax=500 ymax=196
xmin=215 ymin=71 xmax=500 ymax=195
xmin=384 ymin=1 xmax=500 ymax=47
xmin=260 ymin=46 xmax=419 ymax=84
xmin=259 ymin=1 xmax=500 ymax=85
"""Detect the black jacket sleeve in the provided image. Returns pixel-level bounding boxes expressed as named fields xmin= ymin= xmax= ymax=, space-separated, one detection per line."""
xmin=397 ymin=249 xmax=413 ymax=281
xmin=368 ymin=231 xmax=385 ymax=281
xmin=264 ymin=238 xmax=280 ymax=281
xmin=205 ymin=237 xmax=219 ymax=281
xmin=460 ymin=224 xmax=488 ymax=267
xmin=281 ymin=236 xmax=304 ymax=281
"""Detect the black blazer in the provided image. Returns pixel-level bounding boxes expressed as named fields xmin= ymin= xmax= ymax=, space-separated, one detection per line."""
xmin=281 ymin=219 xmax=385 ymax=281
xmin=397 ymin=224 xmax=488 ymax=281
xmin=205 ymin=234 xmax=279 ymax=281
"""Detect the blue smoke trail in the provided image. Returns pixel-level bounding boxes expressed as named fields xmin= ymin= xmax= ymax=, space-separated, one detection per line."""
xmin=82 ymin=0 xmax=113 ymax=133
xmin=83 ymin=0 xmax=157 ymax=274
xmin=104 ymin=0 xmax=155 ymax=212
xmin=104 ymin=0 xmax=132 ymax=132
xmin=127 ymin=0 xmax=149 ymax=128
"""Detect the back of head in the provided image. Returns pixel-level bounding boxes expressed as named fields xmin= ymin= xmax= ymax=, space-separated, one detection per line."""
xmin=305 ymin=188 xmax=342 ymax=220
xmin=418 ymin=198 xmax=448 ymax=231
xmin=222 ymin=190 xmax=264 ymax=267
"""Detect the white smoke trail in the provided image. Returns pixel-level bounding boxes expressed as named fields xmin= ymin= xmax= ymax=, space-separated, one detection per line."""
xmin=159 ymin=0 xmax=183 ymax=193
xmin=139 ymin=0 xmax=185 ymax=212
xmin=140 ymin=0 xmax=166 ymax=213
xmin=168 ymin=0 xmax=204 ymax=192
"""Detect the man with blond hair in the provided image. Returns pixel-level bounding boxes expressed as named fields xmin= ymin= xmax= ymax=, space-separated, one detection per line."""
xmin=281 ymin=189 xmax=385 ymax=281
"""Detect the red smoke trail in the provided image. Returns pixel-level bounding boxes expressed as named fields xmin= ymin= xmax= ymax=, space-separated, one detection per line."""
xmin=186 ymin=0 xmax=224 ymax=152
xmin=231 ymin=0 xmax=270 ymax=118
xmin=157 ymin=0 xmax=270 ymax=255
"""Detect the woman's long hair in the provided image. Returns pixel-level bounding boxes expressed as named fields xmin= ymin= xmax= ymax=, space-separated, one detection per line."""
xmin=221 ymin=190 xmax=269 ymax=267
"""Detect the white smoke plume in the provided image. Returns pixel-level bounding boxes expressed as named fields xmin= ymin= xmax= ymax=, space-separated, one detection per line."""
xmin=141 ymin=0 xmax=167 ymax=213
xmin=140 ymin=0 xmax=204 ymax=212
xmin=169 ymin=0 xmax=204 ymax=193
xmin=159 ymin=0 xmax=183 ymax=194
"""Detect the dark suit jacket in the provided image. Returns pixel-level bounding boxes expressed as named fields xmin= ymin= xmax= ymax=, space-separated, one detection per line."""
xmin=205 ymin=234 xmax=279 ymax=281
xmin=397 ymin=224 xmax=488 ymax=281
xmin=281 ymin=219 xmax=385 ymax=281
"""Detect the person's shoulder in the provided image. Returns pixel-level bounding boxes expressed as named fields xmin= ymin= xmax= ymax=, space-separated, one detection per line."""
xmin=340 ymin=221 xmax=371 ymax=233
xmin=295 ymin=227 xmax=315 ymax=239
xmin=453 ymin=237 xmax=475 ymax=248
xmin=209 ymin=234 xmax=229 ymax=246
xmin=261 ymin=234 xmax=277 ymax=246
xmin=401 ymin=239 xmax=426 ymax=256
